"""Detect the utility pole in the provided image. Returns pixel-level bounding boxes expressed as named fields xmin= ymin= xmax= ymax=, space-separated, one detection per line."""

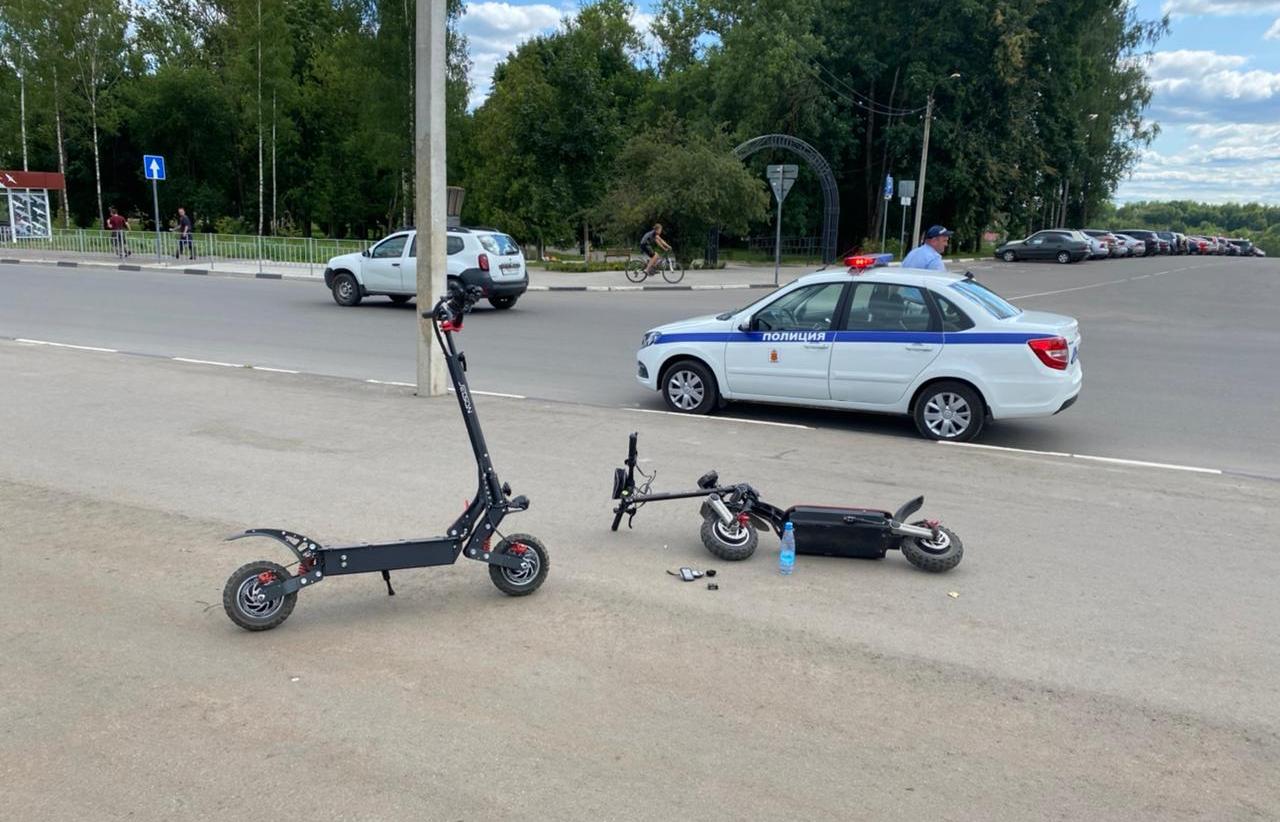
xmin=415 ymin=0 xmax=448 ymax=397
xmin=911 ymin=73 xmax=960 ymax=249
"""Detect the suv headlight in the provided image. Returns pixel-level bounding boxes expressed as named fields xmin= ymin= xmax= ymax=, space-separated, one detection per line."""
xmin=641 ymin=331 xmax=662 ymax=348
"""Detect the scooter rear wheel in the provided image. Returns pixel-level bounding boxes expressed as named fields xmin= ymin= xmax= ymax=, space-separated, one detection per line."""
xmin=223 ymin=561 xmax=298 ymax=631
xmin=489 ymin=534 xmax=549 ymax=596
xmin=700 ymin=515 xmax=758 ymax=561
xmin=901 ymin=523 xmax=963 ymax=573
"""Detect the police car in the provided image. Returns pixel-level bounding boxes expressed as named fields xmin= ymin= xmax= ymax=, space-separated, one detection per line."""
xmin=635 ymin=256 xmax=1081 ymax=441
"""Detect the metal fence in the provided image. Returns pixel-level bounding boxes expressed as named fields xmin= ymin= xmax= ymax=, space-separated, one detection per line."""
xmin=745 ymin=234 xmax=824 ymax=259
xmin=0 ymin=228 xmax=371 ymax=272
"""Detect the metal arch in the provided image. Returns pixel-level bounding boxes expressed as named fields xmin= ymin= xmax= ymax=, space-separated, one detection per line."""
xmin=733 ymin=134 xmax=841 ymax=265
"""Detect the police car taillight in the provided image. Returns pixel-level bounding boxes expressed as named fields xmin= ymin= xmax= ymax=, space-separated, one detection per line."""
xmin=1027 ymin=336 xmax=1069 ymax=370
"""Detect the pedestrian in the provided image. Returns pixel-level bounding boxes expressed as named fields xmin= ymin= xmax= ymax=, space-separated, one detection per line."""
xmin=175 ymin=207 xmax=196 ymax=260
xmin=106 ymin=207 xmax=131 ymax=258
xmin=901 ymin=224 xmax=952 ymax=271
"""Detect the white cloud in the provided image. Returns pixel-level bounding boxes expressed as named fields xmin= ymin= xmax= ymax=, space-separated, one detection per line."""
xmin=1144 ymin=49 xmax=1280 ymax=122
xmin=1162 ymin=0 xmax=1280 ymax=15
xmin=1117 ymin=125 xmax=1280 ymax=203
xmin=460 ymin=2 xmax=567 ymax=108
xmin=1265 ymin=17 xmax=1280 ymax=37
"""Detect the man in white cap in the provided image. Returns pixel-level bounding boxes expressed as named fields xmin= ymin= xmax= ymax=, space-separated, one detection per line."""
xmin=901 ymin=224 xmax=953 ymax=271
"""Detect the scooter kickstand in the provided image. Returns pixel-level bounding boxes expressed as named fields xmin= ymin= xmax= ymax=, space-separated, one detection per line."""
xmin=381 ymin=570 xmax=396 ymax=596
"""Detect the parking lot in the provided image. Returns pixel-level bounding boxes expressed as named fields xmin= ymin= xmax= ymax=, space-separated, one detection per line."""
xmin=2 ymin=255 xmax=1279 ymax=820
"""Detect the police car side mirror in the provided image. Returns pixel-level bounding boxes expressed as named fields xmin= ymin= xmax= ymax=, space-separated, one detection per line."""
xmin=737 ymin=319 xmax=753 ymax=333
xmin=361 ymin=249 xmax=370 ymax=257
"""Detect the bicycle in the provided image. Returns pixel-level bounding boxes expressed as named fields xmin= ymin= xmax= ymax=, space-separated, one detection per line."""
xmin=625 ymin=253 xmax=685 ymax=284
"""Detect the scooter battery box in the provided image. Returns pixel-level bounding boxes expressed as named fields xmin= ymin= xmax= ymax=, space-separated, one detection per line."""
xmin=788 ymin=505 xmax=894 ymax=559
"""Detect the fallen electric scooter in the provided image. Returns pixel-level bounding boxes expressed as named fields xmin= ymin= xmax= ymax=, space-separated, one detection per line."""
xmin=221 ymin=286 xmax=549 ymax=631
xmin=610 ymin=433 xmax=962 ymax=572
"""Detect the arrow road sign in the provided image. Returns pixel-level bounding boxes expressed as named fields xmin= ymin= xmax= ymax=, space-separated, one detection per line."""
xmin=143 ymin=155 xmax=166 ymax=181
xmin=766 ymin=164 xmax=799 ymax=202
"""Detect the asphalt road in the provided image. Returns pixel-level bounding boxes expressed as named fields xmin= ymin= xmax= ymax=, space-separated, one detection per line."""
xmin=3 ymin=341 xmax=1278 ymax=819
xmin=3 ymin=254 xmax=1278 ymax=477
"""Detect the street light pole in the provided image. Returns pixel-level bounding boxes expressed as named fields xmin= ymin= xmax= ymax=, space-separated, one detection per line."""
xmin=415 ymin=0 xmax=448 ymax=397
xmin=910 ymin=73 xmax=960 ymax=250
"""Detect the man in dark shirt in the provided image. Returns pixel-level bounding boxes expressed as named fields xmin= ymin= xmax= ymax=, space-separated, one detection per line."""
xmin=106 ymin=207 xmax=131 ymax=258
xmin=639 ymin=223 xmax=672 ymax=276
xmin=175 ymin=207 xmax=195 ymax=259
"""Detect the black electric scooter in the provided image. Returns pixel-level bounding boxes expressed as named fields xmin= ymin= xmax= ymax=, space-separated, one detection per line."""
xmin=610 ymin=433 xmax=962 ymax=572
xmin=221 ymin=286 xmax=549 ymax=631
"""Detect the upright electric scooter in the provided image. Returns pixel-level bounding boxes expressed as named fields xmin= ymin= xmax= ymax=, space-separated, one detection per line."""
xmin=221 ymin=286 xmax=549 ymax=631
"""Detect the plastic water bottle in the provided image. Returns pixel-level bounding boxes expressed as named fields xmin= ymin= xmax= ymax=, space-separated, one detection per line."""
xmin=779 ymin=522 xmax=796 ymax=576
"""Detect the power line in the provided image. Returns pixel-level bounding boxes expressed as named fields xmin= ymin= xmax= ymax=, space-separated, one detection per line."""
xmin=810 ymin=63 xmax=927 ymax=117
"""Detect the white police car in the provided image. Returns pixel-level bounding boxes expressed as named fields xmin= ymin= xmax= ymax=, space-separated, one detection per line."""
xmin=636 ymin=256 xmax=1081 ymax=441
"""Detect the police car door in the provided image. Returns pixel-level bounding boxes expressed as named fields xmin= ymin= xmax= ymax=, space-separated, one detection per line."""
xmin=829 ymin=282 xmax=942 ymax=406
xmin=725 ymin=281 xmax=847 ymax=400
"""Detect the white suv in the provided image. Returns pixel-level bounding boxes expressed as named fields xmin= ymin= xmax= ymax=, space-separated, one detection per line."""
xmin=324 ymin=227 xmax=529 ymax=310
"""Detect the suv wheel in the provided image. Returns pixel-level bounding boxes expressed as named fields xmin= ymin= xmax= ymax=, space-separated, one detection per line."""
xmin=331 ymin=272 xmax=362 ymax=306
xmin=489 ymin=295 xmax=518 ymax=310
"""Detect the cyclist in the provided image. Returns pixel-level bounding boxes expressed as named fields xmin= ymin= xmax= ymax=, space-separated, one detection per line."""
xmin=640 ymin=223 xmax=672 ymax=276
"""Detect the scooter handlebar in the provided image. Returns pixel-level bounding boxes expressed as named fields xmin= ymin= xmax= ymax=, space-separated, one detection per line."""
xmin=425 ymin=285 xmax=483 ymax=327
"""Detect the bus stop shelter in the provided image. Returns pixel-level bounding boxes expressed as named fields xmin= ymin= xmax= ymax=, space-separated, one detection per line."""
xmin=0 ymin=170 xmax=65 ymax=241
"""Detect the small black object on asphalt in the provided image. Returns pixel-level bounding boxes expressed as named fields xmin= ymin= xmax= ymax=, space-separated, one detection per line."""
xmin=707 ymin=583 xmax=719 ymax=590
xmin=705 ymin=569 xmax=717 ymax=577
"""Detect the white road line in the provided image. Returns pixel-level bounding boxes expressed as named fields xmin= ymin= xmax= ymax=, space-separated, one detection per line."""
xmin=447 ymin=386 xmax=527 ymax=399
xmin=939 ymin=439 xmax=1222 ymax=475
xmin=1010 ymin=275 xmax=1150 ymax=300
xmin=366 ymin=379 xmax=415 ymax=387
xmin=938 ymin=441 xmax=1072 ymax=458
xmin=16 ymin=338 xmax=118 ymax=353
xmin=622 ymin=407 xmax=812 ymax=430
xmin=251 ymin=366 xmax=300 ymax=374
xmin=1070 ymin=454 xmax=1222 ymax=475
xmin=172 ymin=357 xmax=243 ymax=368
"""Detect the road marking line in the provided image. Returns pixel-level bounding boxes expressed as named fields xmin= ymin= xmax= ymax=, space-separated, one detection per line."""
xmin=251 ymin=366 xmax=300 ymax=374
xmin=1070 ymin=454 xmax=1222 ymax=474
xmin=938 ymin=441 xmax=1072 ymax=458
xmin=448 ymin=386 xmax=527 ymax=399
xmin=939 ymin=439 xmax=1222 ymax=475
xmin=173 ymin=357 xmax=243 ymax=367
xmin=622 ymin=407 xmax=811 ymax=429
xmin=16 ymin=338 xmax=118 ymax=353
xmin=1010 ymin=276 xmax=1148 ymax=300
xmin=367 ymin=379 xmax=415 ymax=387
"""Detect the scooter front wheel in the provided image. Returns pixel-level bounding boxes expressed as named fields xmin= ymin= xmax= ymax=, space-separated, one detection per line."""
xmin=489 ymin=534 xmax=549 ymax=596
xmin=901 ymin=522 xmax=963 ymax=573
xmin=700 ymin=515 xmax=758 ymax=561
xmin=223 ymin=561 xmax=298 ymax=631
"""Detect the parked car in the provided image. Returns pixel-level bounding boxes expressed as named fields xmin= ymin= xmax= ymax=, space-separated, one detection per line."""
xmin=1254 ymin=247 xmax=1268 ymax=257
xmin=1081 ymin=232 xmax=1110 ymax=259
xmin=1112 ymin=233 xmax=1146 ymax=257
xmin=1172 ymin=232 xmax=1188 ymax=254
xmin=994 ymin=230 xmax=1090 ymax=263
xmin=1186 ymin=235 xmax=1209 ymax=254
xmin=1116 ymin=229 xmax=1160 ymax=256
xmin=1154 ymin=231 xmax=1177 ymax=254
xmin=1082 ymin=229 xmax=1120 ymax=257
xmin=1227 ymin=238 xmax=1254 ymax=256
xmin=323 ymin=226 xmax=529 ymax=309
xmin=635 ymin=266 xmax=1082 ymax=442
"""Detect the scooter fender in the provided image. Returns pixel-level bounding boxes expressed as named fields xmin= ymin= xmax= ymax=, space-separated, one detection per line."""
xmin=225 ymin=528 xmax=325 ymax=565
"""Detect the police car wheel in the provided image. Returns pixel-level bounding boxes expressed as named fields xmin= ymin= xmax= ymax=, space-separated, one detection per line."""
xmin=913 ymin=381 xmax=984 ymax=442
xmin=662 ymin=360 xmax=718 ymax=415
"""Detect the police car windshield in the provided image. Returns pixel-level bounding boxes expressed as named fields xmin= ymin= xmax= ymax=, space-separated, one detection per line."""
xmin=715 ymin=279 xmax=801 ymax=320
xmin=950 ymin=279 xmax=1022 ymax=320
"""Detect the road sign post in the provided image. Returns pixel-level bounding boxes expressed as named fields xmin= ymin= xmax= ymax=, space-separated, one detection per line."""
xmin=898 ymin=181 xmax=916 ymax=254
xmin=143 ymin=155 xmax=166 ymax=262
xmin=766 ymin=164 xmax=798 ymax=286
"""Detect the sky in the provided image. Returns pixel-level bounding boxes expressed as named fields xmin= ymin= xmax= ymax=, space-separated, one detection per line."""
xmin=458 ymin=0 xmax=1280 ymax=205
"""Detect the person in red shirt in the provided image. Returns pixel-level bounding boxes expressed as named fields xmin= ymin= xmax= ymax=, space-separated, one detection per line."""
xmin=106 ymin=207 xmax=131 ymax=258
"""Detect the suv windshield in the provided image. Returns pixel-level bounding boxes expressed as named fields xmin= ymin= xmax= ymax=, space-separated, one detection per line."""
xmin=479 ymin=234 xmax=521 ymax=256
xmin=950 ymin=279 xmax=1022 ymax=320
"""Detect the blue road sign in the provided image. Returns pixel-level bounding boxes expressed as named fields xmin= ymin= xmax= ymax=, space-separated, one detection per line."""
xmin=884 ymin=174 xmax=894 ymax=199
xmin=143 ymin=155 xmax=166 ymax=181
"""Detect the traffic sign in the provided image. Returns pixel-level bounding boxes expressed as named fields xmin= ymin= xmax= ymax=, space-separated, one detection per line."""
xmin=898 ymin=180 xmax=916 ymax=199
xmin=143 ymin=155 xmax=166 ymax=181
xmin=766 ymin=164 xmax=798 ymax=202
xmin=901 ymin=196 xmax=912 ymax=206
xmin=884 ymin=174 xmax=894 ymax=200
